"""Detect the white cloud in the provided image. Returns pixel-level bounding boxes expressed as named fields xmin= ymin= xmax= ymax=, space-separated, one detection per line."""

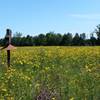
xmin=69 ymin=14 xmax=100 ymax=20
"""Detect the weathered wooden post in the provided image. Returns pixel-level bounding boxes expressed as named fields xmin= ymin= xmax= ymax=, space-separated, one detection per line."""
xmin=6 ymin=29 xmax=12 ymax=68
xmin=1 ymin=29 xmax=16 ymax=68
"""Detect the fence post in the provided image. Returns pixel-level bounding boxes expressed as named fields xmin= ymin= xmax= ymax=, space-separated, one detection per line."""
xmin=0 ymin=29 xmax=16 ymax=68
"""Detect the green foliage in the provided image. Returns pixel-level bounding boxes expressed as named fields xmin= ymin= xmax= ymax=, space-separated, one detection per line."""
xmin=60 ymin=33 xmax=72 ymax=46
xmin=72 ymin=33 xmax=80 ymax=45
xmin=95 ymin=24 xmax=100 ymax=45
xmin=0 ymin=24 xmax=100 ymax=46
xmin=0 ymin=46 xmax=100 ymax=100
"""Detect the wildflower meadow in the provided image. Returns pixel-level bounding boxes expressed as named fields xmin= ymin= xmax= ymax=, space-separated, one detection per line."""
xmin=0 ymin=46 xmax=100 ymax=100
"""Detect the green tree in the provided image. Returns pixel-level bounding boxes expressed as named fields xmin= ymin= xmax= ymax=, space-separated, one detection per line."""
xmin=90 ymin=33 xmax=97 ymax=46
xmin=60 ymin=33 xmax=72 ymax=46
xmin=46 ymin=32 xmax=62 ymax=46
xmin=95 ymin=24 xmax=100 ymax=45
xmin=79 ymin=33 xmax=86 ymax=45
xmin=12 ymin=32 xmax=22 ymax=46
xmin=13 ymin=32 xmax=22 ymax=38
xmin=72 ymin=33 xmax=80 ymax=46
xmin=25 ymin=35 xmax=34 ymax=46
xmin=38 ymin=34 xmax=47 ymax=46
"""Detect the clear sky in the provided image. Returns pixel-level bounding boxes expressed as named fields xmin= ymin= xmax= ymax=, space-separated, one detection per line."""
xmin=0 ymin=0 xmax=100 ymax=38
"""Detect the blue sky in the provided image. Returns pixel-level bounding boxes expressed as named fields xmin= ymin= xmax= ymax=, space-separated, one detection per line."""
xmin=0 ymin=0 xmax=100 ymax=38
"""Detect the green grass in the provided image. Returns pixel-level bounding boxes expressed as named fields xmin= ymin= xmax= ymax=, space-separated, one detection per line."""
xmin=0 ymin=46 xmax=100 ymax=100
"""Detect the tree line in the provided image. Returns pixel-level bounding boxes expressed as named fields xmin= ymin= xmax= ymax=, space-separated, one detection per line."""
xmin=0 ymin=24 xmax=100 ymax=46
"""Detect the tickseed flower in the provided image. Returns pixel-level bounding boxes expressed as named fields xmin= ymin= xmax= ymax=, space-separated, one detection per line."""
xmin=19 ymin=60 xmax=23 ymax=65
xmin=2 ymin=88 xmax=7 ymax=92
xmin=70 ymin=97 xmax=74 ymax=100
xmin=85 ymin=65 xmax=92 ymax=72
xmin=1 ymin=62 xmax=5 ymax=64
xmin=52 ymin=97 xmax=56 ymax=100
xmin=35 ymin=83 xmax=40 ymax=88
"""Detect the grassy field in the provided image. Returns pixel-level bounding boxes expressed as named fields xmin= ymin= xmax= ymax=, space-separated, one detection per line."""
xmin=0 ymin=46 xmax=100 ymax=100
